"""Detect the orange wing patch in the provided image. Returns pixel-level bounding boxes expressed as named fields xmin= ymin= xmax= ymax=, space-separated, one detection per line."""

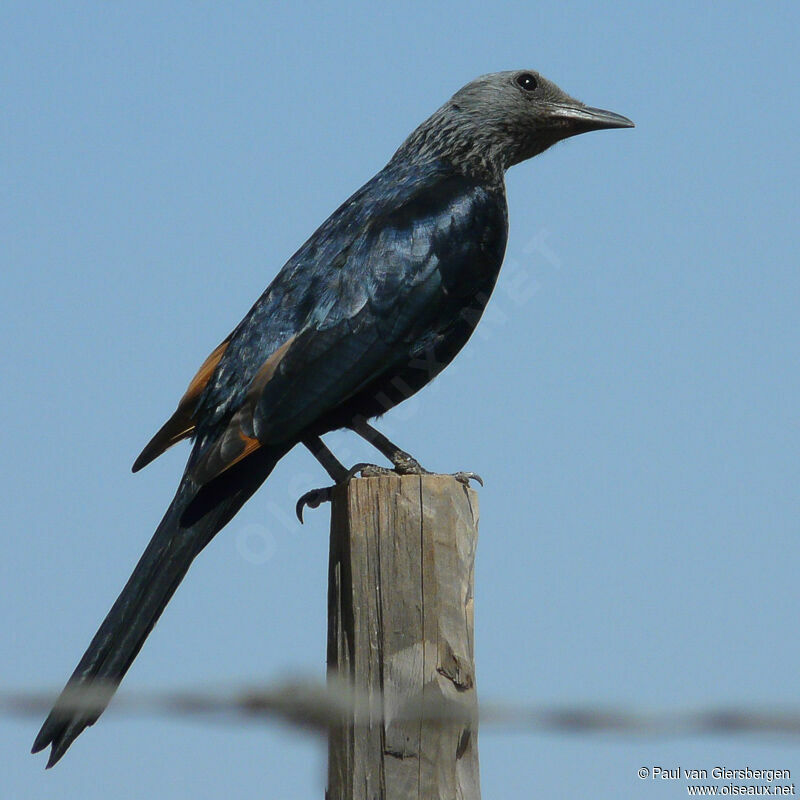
xmin=180 ymin=338 xmax=231 ymax=408
xmin=243 ymin=336 xmax=295 ymax=399
xmin=187 ymin=335 xmax=297 ymax=486
xmin=132 ymin=336 xmax=231 ymax=473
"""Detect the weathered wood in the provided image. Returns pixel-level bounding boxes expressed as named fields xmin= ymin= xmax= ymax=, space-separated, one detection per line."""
xmin=326 ymin=474 xmax=480 ymax=800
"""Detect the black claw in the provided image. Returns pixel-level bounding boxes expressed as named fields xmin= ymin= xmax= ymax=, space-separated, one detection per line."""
xmin=453 ymin=471 xmax=484 ymax=487
xmin=295 ymin=487 xmax=333 ymax=523
xmin=343 ymin=462 xmax=377 ymax=481
xmin=295 ymin=463 xmax=376 ymax=522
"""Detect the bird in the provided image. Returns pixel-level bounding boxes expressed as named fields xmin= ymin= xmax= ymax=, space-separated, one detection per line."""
xmin=32 ymin=69 xmax=633 ymax=767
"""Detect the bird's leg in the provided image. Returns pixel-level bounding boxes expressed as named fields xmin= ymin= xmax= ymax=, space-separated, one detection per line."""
xmin=302 ymin=435 xmax=349 ymax=483
xmin=350 ymin=418 xmax=484 ymax=487
xmin=296 ymin=436 xmax=374 ymax=522
xmin=349 ymin=417 xmax=426 ymax=475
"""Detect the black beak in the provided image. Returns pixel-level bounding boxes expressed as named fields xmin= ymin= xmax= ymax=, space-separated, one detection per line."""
xmin=547 ymin=103 xmax=635 ymax=135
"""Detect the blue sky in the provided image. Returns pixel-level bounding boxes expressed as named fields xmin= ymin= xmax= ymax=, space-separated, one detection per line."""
xmin=2 ymin=2 xmax=798 ymax=797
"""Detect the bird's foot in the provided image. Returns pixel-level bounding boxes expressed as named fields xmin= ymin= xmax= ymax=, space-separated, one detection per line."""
xmin=356 ymin=464 xmax=395 ymax=477
xmin=296 ymin=463 xmax=483 ymax=522
xmin=389 ymin=450 xmax=428 ymax=475
xmin=388 ymin=456 xmax=484 ymax=488
xmin=295 ymin=462 xmax=374 ymax=523
xmin=294 ymin=486 xmax=334 ymax=522
xmin=452 ymin=471 xmax=484 ymax=487
xmin=297 ymin=453 xmax=430 ymax=521
xmin=358 ymin=463 xmax=483 ymax=487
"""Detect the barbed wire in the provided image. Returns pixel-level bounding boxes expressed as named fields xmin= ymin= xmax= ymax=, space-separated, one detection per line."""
xmin=4 ymin=679 xmax=799 ymax=738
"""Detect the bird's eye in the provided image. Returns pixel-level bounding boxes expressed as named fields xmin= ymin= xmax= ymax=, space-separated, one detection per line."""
xmin=515 ymin=73 xmax=538 ymax=92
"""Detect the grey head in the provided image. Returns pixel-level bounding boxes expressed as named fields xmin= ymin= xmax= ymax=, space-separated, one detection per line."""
xmin=394 ymin=69 xmax=633 ymax=182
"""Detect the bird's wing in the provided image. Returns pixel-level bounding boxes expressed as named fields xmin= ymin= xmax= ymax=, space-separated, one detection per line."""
xmin=131 ymin=337 xmax=233 ymax=472
xmin=135 ymin=169 xmax=504 ymax=486
xmin=187 ymin=173 xmax=505 ymax=486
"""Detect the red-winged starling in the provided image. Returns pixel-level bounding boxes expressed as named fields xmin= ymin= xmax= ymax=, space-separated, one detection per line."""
xmin=33 ymin=69 xmax=633 ymax=766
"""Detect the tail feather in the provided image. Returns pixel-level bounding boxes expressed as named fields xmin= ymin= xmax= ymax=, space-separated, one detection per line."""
xmin=33 ymin=453 xmax=278 ymax=767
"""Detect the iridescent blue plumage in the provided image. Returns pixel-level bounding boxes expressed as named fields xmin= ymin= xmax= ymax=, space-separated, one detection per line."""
xmin=193 ymin=162 xmax=507 ymax=451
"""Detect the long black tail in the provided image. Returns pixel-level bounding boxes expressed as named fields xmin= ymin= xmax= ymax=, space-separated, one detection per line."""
xmin=32 ymin=453 xmax=278 ymax=768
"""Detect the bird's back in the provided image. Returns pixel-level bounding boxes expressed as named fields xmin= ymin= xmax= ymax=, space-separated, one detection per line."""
xmin=192 ymin=156 xmax=508 ymax=442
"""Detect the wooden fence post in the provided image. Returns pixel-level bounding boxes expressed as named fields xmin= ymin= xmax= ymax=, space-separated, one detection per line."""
xmin=326 ymin=474 xmax=481 ymax=800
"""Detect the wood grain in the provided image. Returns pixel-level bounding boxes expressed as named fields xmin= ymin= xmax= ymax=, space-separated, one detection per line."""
xmin=327 ymin=474 xmax=480 ymax=800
